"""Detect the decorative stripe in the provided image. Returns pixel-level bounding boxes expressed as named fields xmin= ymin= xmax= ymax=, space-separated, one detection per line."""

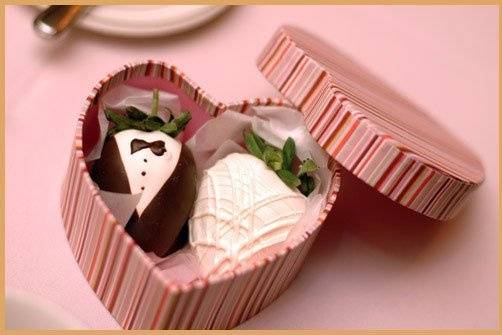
xmin=60 ymin=61 xmax=341 ymax=329
xmin=258 ymin=27 xmax=480 ymax=220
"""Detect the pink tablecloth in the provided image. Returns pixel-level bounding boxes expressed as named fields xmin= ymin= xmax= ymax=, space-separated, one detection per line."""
xmin=5 ymin=5 xmax=499 ymax=330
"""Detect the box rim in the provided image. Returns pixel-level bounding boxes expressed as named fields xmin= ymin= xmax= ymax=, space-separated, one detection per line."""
xmin=68 ymin=60 xmax=342 ymax=292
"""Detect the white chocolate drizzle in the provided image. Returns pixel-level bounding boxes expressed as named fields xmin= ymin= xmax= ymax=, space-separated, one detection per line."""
xmin=189 ymin=153 xmax=306 ymax=276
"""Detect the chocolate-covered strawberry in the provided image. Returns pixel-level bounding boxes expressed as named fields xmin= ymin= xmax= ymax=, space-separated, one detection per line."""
xmin=91 ymin=89 xmax=197 ymax=257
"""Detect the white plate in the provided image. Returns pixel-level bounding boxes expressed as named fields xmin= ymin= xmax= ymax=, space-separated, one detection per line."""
xmin=6 ymin=287 xmax=87 ymax=330
xmin=37 ymin=5 xmax=229 ymax=37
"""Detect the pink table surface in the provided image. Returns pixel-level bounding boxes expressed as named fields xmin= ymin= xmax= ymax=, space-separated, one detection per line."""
xmin=5 ymin=5 xmax=499 ymax=330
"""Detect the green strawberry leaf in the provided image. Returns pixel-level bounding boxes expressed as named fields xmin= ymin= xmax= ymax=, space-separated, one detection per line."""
xmin=277 ymin=169 xmax=301 ymax=188
xmin=299 ymin=174 xmax=316 ymax=196
xmin=173 ymin=111 xmax=192 ymax=132
xmin=298 ymin=158 xmax=318 ymax=176
xmin=253 ymin=132 xmax=266 ymax=152
xmin=105 ymin=108 xmax=132 ymax=127
xmin=244 ymin=130 xmax=263 ymax=158
xmin=282 ymin=137 xmax=295 ymax=170
xmin=262 ymin=145 xmax=283 ymax=171
xmin=142 ymin=116 xmax=165 ymax=131
xmin=125 ymin=106 xmax=148 ymax=121
xmin=159 ymin=121 xmax=178 ymax=135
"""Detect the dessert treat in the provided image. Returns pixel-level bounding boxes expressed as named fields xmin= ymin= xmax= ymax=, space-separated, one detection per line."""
xmin=189 ymin=132 xmax=319 ymax=276
xmin=62 ymin=59 xmax=341 ymax=328
xmin=91 ymin=90 xmax=197 ymax=257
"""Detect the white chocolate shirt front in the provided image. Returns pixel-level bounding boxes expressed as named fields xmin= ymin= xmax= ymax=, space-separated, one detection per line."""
xmin=189 ymin=153 xmax=307 ymax=276
xmin=114 ymin=129 xmax=181 ymax=215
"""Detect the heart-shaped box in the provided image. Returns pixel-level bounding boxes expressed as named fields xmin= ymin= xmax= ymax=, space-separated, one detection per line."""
xmin=61 ymin=60 xmax=341 ymax=329
xmin=61 ymin=26 xmax=483 ymax=330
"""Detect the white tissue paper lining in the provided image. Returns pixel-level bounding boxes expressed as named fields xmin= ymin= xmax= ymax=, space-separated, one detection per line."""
xmin=87 ymin=85 xmax=182 ymax=228
xmin=155 ymin=105 xmax=332 ymax=283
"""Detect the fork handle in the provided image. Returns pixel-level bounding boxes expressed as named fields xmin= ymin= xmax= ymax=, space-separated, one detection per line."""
xmin=33 ymin=5 xmax=86 ymax=39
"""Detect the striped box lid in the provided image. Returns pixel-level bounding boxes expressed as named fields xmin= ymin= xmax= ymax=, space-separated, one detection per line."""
xmin=257 ymin=26 xmax=484 ymax=221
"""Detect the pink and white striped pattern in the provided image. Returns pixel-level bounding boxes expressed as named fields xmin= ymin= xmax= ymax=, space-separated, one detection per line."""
xmin=257 ymin=26 xmax=484 ymax=221
xmin=60 ymin=61 xmax=341 ymax=329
